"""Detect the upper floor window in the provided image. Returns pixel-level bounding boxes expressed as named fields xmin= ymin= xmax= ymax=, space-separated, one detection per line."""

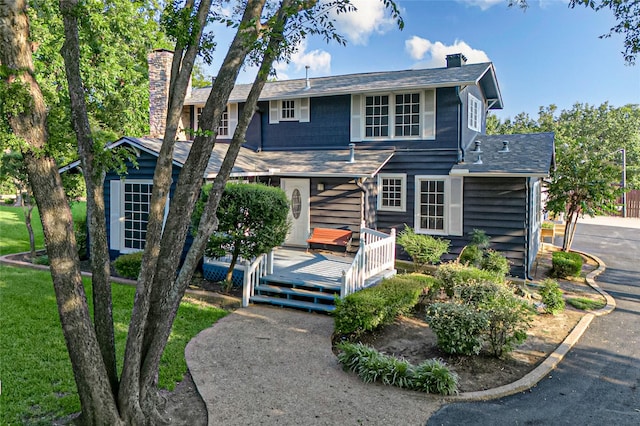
xmin=194 ymin=104 xmax=238 ymax=139
xmin=468 ymin=94 xmax=481 ymax=132
xmin=269 ymin=98 xmax=310 ymax=124
xmin=365 ymin=95 xmax=389 ymax=137
xmin=377 ymin=173 xmax=406 ymax=212
xmin=395 ymin=93 xmax=420 ymax=137
xmin=351 ymin=89 xmax=435 ymax=142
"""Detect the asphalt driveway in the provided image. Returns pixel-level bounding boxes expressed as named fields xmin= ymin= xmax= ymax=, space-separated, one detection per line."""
xmin=427 ymin=217 xmax=640 ymax=425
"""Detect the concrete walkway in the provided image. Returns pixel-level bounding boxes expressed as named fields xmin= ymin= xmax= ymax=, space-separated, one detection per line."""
xmin=185 ymin=306 xmax=442 ymax=426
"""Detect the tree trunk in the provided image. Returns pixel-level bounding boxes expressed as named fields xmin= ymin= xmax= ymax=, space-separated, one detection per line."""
xmin=118 ymin=1 xmax=216 ymax=421
xmin=59 ymin=0 xmax=118 ymax=393
xmin=137 ymin=1 xmax=295 ymax=404
xmin=225 ymin=246 xmax=241 ymax=285
xmin=0 ymin=2 xmax=122 ymax=424
xmin=24 ymin=200 xmax=36 ymax=259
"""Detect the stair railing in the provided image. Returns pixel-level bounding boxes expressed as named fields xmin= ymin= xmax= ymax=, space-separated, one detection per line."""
xmin=242 ymin=250 xmax=274 ymax=307
xmin=341 ymin=225 xmax=396 ymax=298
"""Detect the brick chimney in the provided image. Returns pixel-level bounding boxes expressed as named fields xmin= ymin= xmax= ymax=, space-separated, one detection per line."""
xmin=446 ymin=53 xmax=467 ymax=68
xmin=148 ymin=49 xmax=173 ymax=138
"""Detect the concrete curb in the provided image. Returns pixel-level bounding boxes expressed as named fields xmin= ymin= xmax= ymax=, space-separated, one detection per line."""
xmin=0 ymin=252 xmax=241 ymax=308
xmin=447 ymin=246 xmax=615 ymax=402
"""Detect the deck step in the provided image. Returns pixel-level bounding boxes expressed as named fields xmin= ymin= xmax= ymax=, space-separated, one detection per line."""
xmin=261 ymin=275 xmax=341 ymax=294
xmin=249 ymin=295 xmax=335 ymax=313
xmin=255 ymin=284 xmax=337 ymax=301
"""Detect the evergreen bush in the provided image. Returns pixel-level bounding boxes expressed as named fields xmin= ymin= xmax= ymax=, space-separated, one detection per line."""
xmin=539 ymin=278 xmax=565 ymax=314
xmin=480 ymin=249 xmax=510 ymax=277
xmin=552 ymin=251 xmax=583 ymax=278
xmin=396 ymin=225 xmax=450 ymax=271
xmin=113 ymin=251 xmax=144 ymax=279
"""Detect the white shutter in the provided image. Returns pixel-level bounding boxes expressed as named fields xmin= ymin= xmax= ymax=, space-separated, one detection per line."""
xmin=423 ymin=89 xmax=436 ymax=139
xmin=299 ymin=97 xmax=310 ymax=122
xmin=228 ymin=103 xmax=238 ymax=136
xmin=448 ymin=177 xmax=464 ymax=236
xmin=269 ymin=100 xmax=279 ymax=124
xmin=350 ymin=94 xmax=362 ymax=142
xmin=109 ymin=180 xmax=122 ymax=251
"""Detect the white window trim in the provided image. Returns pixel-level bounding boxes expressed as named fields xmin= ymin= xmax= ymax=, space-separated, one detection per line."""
xmin=414 ymin=175 xmax=449 ymax=236
xmin=119 ymin=179 xmax=153 ymax=254
xmin=377 ymin=173 xmax=406 ymax=212
xmin=468 ymin=93 xmax=481 ymax=132
xmin=110 ymin=179 xmax=170 ymax=254
xmin=413 ymin=175 xmax=464 ymax=237
xmin=269 ymin=98 xmax=310 ymax=124
xmin=353 ymin=89 xmax=436 ymax=142
xmin=194 ymin=104 xmax=238 ymax=139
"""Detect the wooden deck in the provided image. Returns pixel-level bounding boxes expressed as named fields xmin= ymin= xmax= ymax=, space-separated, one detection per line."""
xmin=269 ymin=247 xmax=353 ymax=291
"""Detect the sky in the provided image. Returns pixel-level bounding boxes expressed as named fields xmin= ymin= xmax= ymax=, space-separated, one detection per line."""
xmin=205 ymin=0 xmax=640 ymax=120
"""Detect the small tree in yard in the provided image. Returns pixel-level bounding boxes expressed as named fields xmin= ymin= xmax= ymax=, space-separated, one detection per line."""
xmin=396 ymin=225 xmax=450 ymax=272
xmin=194 ymin=182 xmax=289 ymax=289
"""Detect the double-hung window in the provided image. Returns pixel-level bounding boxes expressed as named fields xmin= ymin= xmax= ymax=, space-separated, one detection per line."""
xmin=351 ymin=89 xmax=435 ymax=141
xmin=194 ymin=104 xmax=238 ymax=139
xmin=377 ymin=173 xmax=406 ymax=212
xmin=269 ymin=98 xmax=310 ymax=123
xmin=468 ymin=94 xmax=481 ymax=132
xmin=414 ymin=176 xmax=463 ymax=236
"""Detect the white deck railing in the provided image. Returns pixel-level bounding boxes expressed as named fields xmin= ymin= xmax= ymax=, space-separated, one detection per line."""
xmin=341 ymin=226 xmax=396 ymax=297
xmin=242 ymin=251 xmax=274 ymax=307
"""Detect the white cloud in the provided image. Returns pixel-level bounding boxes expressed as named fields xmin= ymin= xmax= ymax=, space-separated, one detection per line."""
xmin=273 ymin=39 xmax=332 ymax=80
xmin=329 ymin=0 xmax=398 ymax=45
xmin=457 ymin=0 xmax=504 ymax=11
xmin=404 ymin=37 xmax=491 ymax=68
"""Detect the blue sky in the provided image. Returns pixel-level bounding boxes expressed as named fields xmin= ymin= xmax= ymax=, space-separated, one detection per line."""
xmin=206 ymin=0 xmax=640 ymax=120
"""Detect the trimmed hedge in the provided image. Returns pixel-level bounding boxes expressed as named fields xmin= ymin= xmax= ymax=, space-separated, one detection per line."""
xmin=333 ymin=274 xmax=434 ymax=337
xmin=433 ymin=262 xmax=504 ymax=298
xmin=552 ymin=251 xmax=583 ymax=278
xmin=113 ymin=251 xmax=143 ymax=279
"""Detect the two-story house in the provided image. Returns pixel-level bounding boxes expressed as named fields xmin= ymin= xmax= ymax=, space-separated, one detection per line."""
xmin=102 ymin=49 xmax=554 ymax=279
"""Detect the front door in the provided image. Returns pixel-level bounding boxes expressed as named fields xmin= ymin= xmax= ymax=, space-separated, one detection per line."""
xmin=281 ymin=178 xmax=310 ymax=247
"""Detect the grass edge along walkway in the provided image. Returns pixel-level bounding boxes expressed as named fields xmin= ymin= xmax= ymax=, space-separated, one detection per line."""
xmin=0 ymin=264 xmax=227 ymax=425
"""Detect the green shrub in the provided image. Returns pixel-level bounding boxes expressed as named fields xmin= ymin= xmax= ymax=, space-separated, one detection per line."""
xmin=458 ymin=244 xmax=483 ymax=267
xmin=336 ymin=342 xmax=458 ymax=395
xmin=74 ymin=216 xmax=88 ymax=261
xmin=426 ymin=302 xmax=488 ymax=355
xmin=333 ymin=275 xmax=434 ymax=337
xmin=539 ymin=278 xmax=565 ymax=314
xmin=410 ymin=359 xmax=459 ymax=395
xmin=480 ymin=291 xmax=533 ymax=357
xmin=333 ymin=291 xmax=388 ymax=337
xmin=552 ymin=251 xmax=583 ymax=278
xmin=469 ymin=228 xmax=491 ymax=249
xmin=455 ymin=281 xmax=506 ymax=305
xmin=541 ymin=222 xmax=555 ymax=229
xmin=566 ymin=297 xmax=606 ymax=311
xmin=396 ymin=225 xmax=450 ymax=271
xmin=4 ymin=198 xmax=14 ymax=205
xmin=113 ymin=251 xmax=143 ymax=279
xmin=480 ymin=250 xmax=510 ymax=277
xmin=33 ymin=255 xmax=50 ymax=265
xmin=434 ymin=262 xmax=504 ymax=298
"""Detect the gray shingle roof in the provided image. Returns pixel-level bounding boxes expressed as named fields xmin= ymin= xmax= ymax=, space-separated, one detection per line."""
xmin=128 ymin=137 xmax=394 ymax=179
xmin=185 ymin=62 xmax=503 ymax=109
xmin=451 ymin=133 xmax=555 ymax=177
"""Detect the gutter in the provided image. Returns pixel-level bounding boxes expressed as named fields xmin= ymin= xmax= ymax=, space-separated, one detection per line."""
xmin=456 ymin=86 xmax=464 ymax=163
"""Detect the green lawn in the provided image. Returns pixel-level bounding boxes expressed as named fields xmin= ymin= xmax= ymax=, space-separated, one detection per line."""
xmin=0 ymin=203 xmax=86 ymax=256
xmin=0 ymin=203 xmax=228 ymax=424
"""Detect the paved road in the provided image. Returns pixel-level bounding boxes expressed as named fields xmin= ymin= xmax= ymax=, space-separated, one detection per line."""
xmin=428 ymin=219 xmax=640 ymax=425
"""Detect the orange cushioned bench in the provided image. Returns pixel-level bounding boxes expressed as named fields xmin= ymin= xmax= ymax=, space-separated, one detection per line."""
xmin=306 ymin=228 xmax=353 ymax=252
